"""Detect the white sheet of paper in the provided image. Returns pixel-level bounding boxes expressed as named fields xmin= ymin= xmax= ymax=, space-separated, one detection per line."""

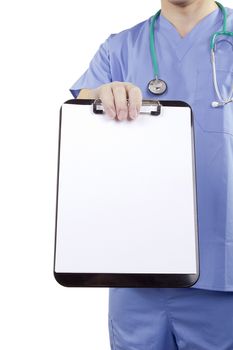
xmin=55 ymin=103 xmax=198 ymax=274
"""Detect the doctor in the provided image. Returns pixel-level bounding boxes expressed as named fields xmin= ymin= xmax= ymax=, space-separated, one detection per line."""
xmin=70 ymin=0 xmax=233 ymax=349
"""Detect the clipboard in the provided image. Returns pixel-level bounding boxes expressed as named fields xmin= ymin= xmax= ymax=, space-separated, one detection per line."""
xmin=54 ymin=99 xmax=200 ymax=288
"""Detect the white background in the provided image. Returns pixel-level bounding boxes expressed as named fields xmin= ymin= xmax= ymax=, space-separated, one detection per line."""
xmin=0 ymin=1 xmax=231 ymax=349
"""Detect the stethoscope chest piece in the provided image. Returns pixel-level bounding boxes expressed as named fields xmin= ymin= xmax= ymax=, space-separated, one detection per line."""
xmin=148 ymin=78 xmax=167 ymax=95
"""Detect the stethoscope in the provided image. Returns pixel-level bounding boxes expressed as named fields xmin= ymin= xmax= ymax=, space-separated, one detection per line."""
xmin=148 ymin=1 xmax=233 ymax=108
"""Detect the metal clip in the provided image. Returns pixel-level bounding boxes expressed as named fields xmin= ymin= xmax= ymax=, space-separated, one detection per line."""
xmin=93 ymin=99 xmax=161 ymax=116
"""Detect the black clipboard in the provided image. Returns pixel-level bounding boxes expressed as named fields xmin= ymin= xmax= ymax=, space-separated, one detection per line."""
xmin=54 ymin=99 xmax=200 ymax=288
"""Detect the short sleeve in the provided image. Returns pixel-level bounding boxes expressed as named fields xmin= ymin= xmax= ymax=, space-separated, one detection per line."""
xmin=69 ymin=36 xmax=112 ymax=98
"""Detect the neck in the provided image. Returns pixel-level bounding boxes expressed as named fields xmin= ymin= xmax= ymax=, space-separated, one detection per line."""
xmin=160 ymin=0 xmax=219 ymax=37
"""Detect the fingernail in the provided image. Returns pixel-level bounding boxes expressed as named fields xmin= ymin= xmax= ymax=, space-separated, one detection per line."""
xmin=129 ymin=107 xmax=138 ymax=119
xmin=105 ymin=107 xmax=116 ymax=119
xmin=118 ymin=110 xmax=127 ymax=120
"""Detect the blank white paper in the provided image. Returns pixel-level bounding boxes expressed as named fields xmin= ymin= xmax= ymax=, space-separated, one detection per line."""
xmin=55 ymin=103 xmax=198 ymax=274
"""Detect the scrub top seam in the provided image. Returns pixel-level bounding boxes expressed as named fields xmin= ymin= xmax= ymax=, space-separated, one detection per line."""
xmin=201 ymin=129 xmax=233 ymax=138
xmin=108 ymin=315 xmax=117 ymax=350
xmin=194 ymin=118 xmax=233 ymax=137
xmin=191 ymin=284 xmax=233 ymax=292
xmin=162 ymin=290 xmax=182 ymax=348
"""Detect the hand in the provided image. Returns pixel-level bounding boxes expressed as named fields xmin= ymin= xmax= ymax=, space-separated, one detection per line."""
xmin=93 ymin=82 xmax=142 ymax=121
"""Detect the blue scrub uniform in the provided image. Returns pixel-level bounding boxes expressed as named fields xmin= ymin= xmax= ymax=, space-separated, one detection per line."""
xmin=70 ymin=6 xmax=233 ymax=349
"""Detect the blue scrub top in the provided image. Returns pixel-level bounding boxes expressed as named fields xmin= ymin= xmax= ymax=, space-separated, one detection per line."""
xmin=70 ymin=6 xmax=233 ymax=291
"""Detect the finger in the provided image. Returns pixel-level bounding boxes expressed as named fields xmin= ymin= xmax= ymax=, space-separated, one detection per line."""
xmin=98 ymin=84 xmax=116 ymax=119
xmin=126 ymin=85 xmax=143 ymax=120
xmin=112 ymin=85 xmax=128 ymax=121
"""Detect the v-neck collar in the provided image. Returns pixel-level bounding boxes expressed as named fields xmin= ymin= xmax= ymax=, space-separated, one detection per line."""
xmin=156 ymin=6 xmax=223 ymax=61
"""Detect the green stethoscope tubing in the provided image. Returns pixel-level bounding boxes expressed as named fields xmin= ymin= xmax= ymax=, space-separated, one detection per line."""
xmin=210 ymin=1 xmax=233 ymax=50
xmin=149 ymin=9 xmax=161 ymax=80
xmin=149 ymin=1 xmax=233 ymax=78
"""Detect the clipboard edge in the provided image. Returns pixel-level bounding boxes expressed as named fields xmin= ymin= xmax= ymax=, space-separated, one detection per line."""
xmin=54 ymin=271 xmax=199 ymax=288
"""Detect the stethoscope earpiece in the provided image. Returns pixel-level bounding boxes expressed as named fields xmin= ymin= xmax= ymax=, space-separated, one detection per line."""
xmin=212 ymin=98 xmax=233 ymax=108
xmin=212 ymin=101 xmax=221 ymax=108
